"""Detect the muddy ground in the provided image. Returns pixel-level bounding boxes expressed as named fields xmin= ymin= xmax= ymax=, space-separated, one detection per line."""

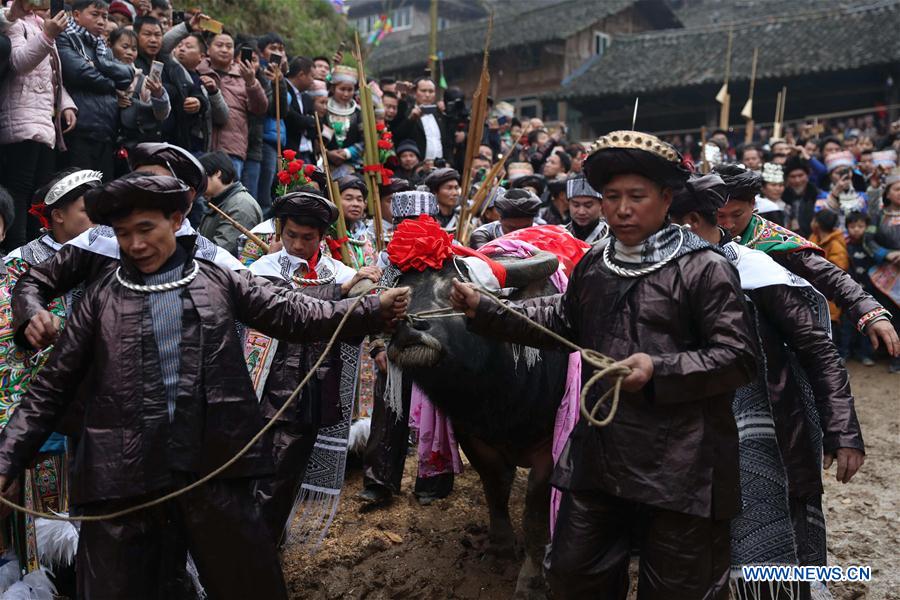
xmin=284 ymin=362 xmax=899 ymax=599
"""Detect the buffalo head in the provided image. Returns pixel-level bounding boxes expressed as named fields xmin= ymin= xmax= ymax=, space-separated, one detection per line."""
xmin=387 ymin=251 xmax=559 ymax=370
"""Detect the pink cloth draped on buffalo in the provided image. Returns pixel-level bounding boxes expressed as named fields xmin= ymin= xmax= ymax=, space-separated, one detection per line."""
xmin=409 ymin=386 xmax=463 ymax=478
xmin=480 ymin=235 xmax=584 ymax=536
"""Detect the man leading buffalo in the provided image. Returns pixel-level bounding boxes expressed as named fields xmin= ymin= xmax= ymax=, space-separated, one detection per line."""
xmin=451 ymin=131 xmax=756 ymax=599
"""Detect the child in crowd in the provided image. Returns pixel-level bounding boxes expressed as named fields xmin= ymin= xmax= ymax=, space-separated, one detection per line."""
xmin=842 ymin=210 xmax=876 ymax=365
xmin=810 ymin=208 xmax=850 ymax=333
xmin=109 ymin=27 xmax=170 ymax=152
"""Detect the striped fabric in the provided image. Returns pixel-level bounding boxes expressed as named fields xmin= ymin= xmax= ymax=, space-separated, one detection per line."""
xmin=144 ymin=268 xmax=186 ymax=422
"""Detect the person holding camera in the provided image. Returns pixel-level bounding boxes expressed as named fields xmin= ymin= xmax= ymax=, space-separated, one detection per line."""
xmin=197 ymin=31 xmax=268 ymax=178
xmin=816 ymin=151 xmax=867 ymax=231
xmin=394 ymin=77 xmax=454 ymax=168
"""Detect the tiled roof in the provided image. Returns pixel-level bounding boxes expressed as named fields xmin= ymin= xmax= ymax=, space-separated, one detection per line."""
xmin=367 ymin=0 xmax=673 ymax=74
xmin=555 ymin=1 xmax=900 ymax=100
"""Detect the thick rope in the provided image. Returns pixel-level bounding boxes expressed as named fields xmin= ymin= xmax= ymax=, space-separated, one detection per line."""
xmin=0 ymin=287 xmax=393 ymax=522
xmin=404 ymin=287 xmax=632 ymax=427
xmin=470 ymin=289 xmax=631 ymax=428
xmin=0 ymin=282 xmax=630 ymax=522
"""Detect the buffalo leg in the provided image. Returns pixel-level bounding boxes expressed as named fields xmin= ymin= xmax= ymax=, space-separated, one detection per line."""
xmin=516 ymin=447 xmax=552 ymax=598
xmin=455 ymin=432 xmax=516 ymax=554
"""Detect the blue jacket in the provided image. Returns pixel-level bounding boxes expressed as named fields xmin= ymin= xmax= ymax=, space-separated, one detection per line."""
xmin=57 ymin=30 xmax=132 ymax=142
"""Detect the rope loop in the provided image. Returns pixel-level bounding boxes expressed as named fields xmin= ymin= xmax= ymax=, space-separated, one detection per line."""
xmin=578 ymin=349 xmax=631 ymax=428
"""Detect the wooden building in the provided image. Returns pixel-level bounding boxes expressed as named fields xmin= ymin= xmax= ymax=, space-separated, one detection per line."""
xmin=554 ymin=0 xmax=900 ymax=138
xmin=367 ymin=0 xmax=681 ymax=121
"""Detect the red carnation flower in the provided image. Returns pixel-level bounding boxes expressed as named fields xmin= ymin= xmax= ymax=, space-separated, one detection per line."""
xmin=288 ymin=160 xmax=302 ymax=174
xmin=377 ymin=139 xmax=391 ymax=150
xmin=277 ymin=171 xmax=292 ymax=185
xmin=376 ymin=122 xmax=386 ymax=132
xmin=387 ymin=215 xmax=454 ymax=272
xmin=303 ymin=164 xmax=316 ymax=176
xmin=383 ymin=131 xmax=392 ymax=140
xmin=282 ymin=149 xmax=297 ymax=161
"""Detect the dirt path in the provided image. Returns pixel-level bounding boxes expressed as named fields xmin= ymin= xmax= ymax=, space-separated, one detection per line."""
xmin=284 ymin=362 xmax=899 ymax=599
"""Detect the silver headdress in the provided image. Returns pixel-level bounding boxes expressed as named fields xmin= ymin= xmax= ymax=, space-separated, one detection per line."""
xmin=44 ymin=170 xmax=104 ymax=206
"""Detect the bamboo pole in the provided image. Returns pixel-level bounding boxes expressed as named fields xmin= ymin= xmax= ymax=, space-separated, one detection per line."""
xmin=274 ymin=72 xmax=283 ymax=242
xmin=315 ymin=113 xmax=354 ymax=267
xmin=719 ymin=28 xmax=733 ymax=130
xmin=743 ymin=47 xmax=758 ymax=144
xmin=353 ymin=32 xmax=384 ymax=253
xmin=457 ymin=124 xmax=534 ymax=246
xmin=778 ymin=86 xmax=787 ymax=127
xmin=457 ymin=12 xmax=493 ymax=239
xmin=428 ymin=0 xmax=438 ymax=77
xmin=275 ymin=74 xmax=282 ymax=159
xmin=773 ymin=89 xmax=784 ymax=139
xmin=207 ymin=202 xmax=269 ymax=253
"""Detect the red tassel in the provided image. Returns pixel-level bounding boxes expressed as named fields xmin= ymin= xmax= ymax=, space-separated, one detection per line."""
xmin=28 ymin=203 xmax=50 ymax=230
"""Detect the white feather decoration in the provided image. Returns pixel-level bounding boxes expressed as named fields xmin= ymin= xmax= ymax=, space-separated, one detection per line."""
xmin=35 ymin=517 xmax=79 ymax=568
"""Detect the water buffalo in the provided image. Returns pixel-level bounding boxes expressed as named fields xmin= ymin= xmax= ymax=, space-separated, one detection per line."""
xmin=387 ymin=252 xmax=568 ymax=597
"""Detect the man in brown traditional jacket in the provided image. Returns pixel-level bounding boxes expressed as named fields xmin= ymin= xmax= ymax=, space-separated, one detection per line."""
xmin=451 ymin=131 xmax=757 ymax=598
xmin=248 ymin=190 xmax=381 ymax=544
xmin=0 ymin=173 xmax=409 ymax=599
xmin=671 ymin=173 xmax=865 ymax=599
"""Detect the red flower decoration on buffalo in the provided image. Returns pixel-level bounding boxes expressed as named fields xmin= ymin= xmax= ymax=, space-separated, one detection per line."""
xmin=282 ymin=149 xmax=297 ymax=161
xmin=277 ymin=171 xmax=292 ymax=185
xmin=387 ymin=215 xmax=453 ymax=272
xmin=288 ymin=159 xmax=303 ymax=174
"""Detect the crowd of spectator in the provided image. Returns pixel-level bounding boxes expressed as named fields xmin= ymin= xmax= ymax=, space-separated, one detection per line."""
xmin=0 ymin=2 xmax=897 ymax=374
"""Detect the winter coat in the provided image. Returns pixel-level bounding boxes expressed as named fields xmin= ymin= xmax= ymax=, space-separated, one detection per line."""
xmin=0 ymin=236 xmax=384 ymax=507
xmin=56 ymin=28 xmax=132 ymax=142
xmin=118 ymin=67 xmax=171 ymax=144
xmin=177 ymin=64 xmax=229 ymax=153
xmin=197 ymin=58 xmax=268 ymax=160
xmin=0 ymin=12 xmax=75 ymax=148
xmin=197 ymin=182 xmax=263 ymax=255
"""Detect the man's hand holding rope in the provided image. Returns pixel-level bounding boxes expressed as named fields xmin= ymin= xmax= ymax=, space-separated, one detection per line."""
xmin=449 ymin=280 xmax=653 ymax=393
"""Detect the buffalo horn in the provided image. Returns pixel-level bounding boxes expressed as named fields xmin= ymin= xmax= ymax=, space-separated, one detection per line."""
xmin=501 ymin=251 xmax=559 ymax=289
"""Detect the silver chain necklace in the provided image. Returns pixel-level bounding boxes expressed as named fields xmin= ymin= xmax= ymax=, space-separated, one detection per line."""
xmin=292 ymin=270 xmax=336 ymax=286
xmin=116 ymin=260 xmax=200 ymax=293
xmin=602 ymin=227 xmax=685 ymax=278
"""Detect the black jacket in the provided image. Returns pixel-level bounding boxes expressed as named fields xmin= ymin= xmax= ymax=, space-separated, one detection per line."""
xmin=284 ymin=84 xmax=316 ymax=155
xmin=394 ymin=109 xmax=454 ymax=165
xmin=134 ymin=52 xmax=204 ymax=146
xmin=57 ymin=30 xmax=132 ymax=142
xmin=747 ymin=284 xmax=864 ymax=498
xmin=783 ymin=182 xmax=820 ymax=238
